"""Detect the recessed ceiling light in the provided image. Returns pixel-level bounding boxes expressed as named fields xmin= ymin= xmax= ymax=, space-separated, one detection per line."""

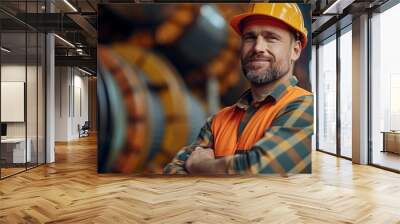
xmin=63 ymin=0 xmax=78 ymax=12
xmin=78 ymin=67 xmax=93 ymax=76
xmin=1 ymin=47 xmax=11 ymax=53
xmin=54 ymin=34 xmax=75 ymax=48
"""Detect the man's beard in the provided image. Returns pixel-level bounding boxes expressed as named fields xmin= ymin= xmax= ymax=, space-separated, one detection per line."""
xmin=241 ymin=57 xmax=290 ymax=85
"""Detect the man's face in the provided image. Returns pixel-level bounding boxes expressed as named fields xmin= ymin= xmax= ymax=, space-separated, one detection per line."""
xmin=240 ymin=21 xmax=302 ymax=85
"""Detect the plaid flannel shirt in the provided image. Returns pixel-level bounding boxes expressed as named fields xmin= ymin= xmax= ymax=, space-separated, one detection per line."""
xmin=163 ymin=76 xmax=313 ymax=174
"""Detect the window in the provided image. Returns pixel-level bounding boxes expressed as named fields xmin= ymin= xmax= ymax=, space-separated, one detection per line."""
xmin=371 ymin=2 xmax=400 ymax=171
xmin=317 ymin=36 xmax=337 ymax=154
xmin=339 ymin=28 xmax=352 ymax=158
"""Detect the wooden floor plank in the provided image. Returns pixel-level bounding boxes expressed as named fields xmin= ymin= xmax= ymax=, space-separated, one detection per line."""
xmin=0 ymin=135 xmax=400 ymax=223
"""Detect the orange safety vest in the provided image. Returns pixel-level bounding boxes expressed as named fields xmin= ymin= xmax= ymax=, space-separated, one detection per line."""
xmin=212 ymin=86 xmax=312 ymax=157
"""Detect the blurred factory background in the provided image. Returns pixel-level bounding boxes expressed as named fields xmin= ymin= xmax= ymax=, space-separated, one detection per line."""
xmin=97 ymin=3 xmax=312 ymax=173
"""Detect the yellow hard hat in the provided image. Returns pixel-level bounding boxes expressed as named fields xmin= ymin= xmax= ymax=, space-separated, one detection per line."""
xmin=230 ymin=3 xmax=308 ymax=49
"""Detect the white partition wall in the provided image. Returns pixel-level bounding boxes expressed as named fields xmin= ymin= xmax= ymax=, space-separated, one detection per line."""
xmin=55 ymin=67 xmax=89 ymax=141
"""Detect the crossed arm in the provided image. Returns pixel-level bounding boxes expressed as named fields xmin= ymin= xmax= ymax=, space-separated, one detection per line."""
xmin=163 ymin=95 xmax=314 ymax=175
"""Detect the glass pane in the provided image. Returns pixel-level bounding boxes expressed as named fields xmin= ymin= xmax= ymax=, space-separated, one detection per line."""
xmin=311 ymin=45 xmax=317 ymax=151
xmin=371 ymin=3 xmax=400 ymax=171
xmin=27 ymin=31 xmax=38 ymax=169
xmin=1 ymin=31 xmax=27 ymax=177
xmin=340 ymin=29 xmax=352 ymax=158
xmin=318 ymin=37 xmax=337 ymax=154
xmin=27 ymin=0 xmax=39 ymax=169
xmin=38 ymin=33 xmax=45 ymax=165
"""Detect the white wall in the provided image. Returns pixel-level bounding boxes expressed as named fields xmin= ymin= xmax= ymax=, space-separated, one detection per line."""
xmin=71 ymin=72 xmax=89 ymax=138
xmin=1 ymin=65 xmax=26 ymax=81
xmin=1 ymin=64 xmax=46 ymax=164
xmin=55 ymin=67 xmax=89 ymax=141
xmin=1 ymin=65 xmax=26 ymax=140
xmin=55 ymin=66 xmax=69 ymax=141
xmin=1 ymin=65 xmax=35 ymax=138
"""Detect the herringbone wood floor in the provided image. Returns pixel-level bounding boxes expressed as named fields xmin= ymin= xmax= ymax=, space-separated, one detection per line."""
xmin=1 ymin=135 xmax=400 ymax=223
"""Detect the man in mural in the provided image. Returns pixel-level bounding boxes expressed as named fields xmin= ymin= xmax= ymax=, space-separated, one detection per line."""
xmin=164 ymin=3 xmax=313 ymax=175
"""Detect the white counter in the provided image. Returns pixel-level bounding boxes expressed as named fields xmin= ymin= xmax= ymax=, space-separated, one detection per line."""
xmin=1 ymin=138 xmax=32 ymax=163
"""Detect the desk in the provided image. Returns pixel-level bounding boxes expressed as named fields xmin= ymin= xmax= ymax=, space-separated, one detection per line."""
xmin=382 ymin=131 xmax=400 ymax=155
xmin=1 ymin=138 xmax=31 ymax=163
